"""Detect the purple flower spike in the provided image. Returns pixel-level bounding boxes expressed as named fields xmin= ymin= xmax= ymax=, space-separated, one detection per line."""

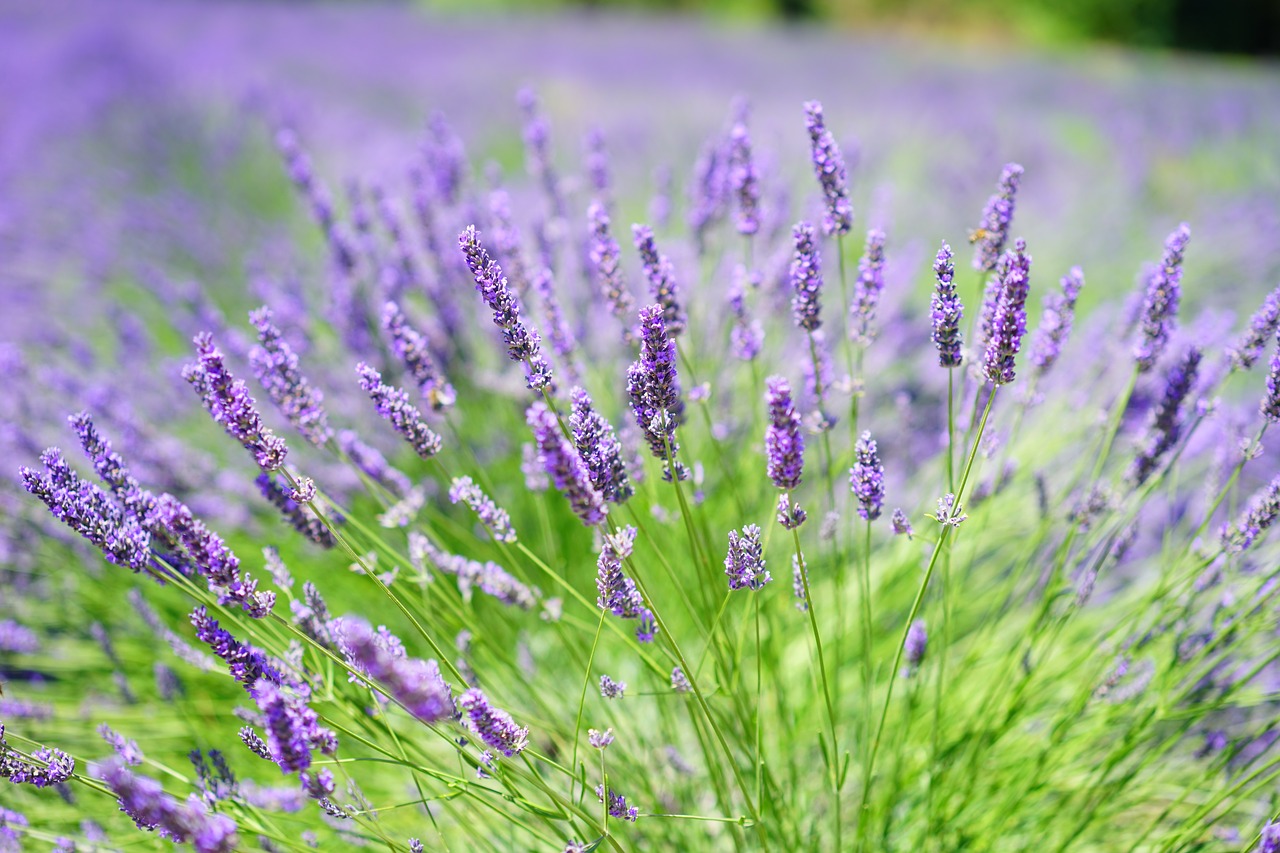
xmin=790 ymin=221 xmax=823 ymax=331
xmin=339 ymin=619 xmax=456 ymax=723
xmin=725 ymin=524 xmax=770 ymax=591
xmin=850 ymin=431 xmax=886 ymax=521
xmin=970 ymin=163 xmax=1023 ymax=272
xmin=1127 ymin=346 xmax=1201 ymax=487
xmin=728 ymin=123 xmax=760 ymax=236
xmin=981 ymin=238 xmax=1033 ymax=386
xmin=777 ymin=493 xmax=807 ymax=530
xmin=459 ymin=688 xmax=529 ymax=758
xmin=803 ymin=101 xmax=853 ymax=237
xmin=183 ymin=333 xmax=288 ymax=472
xmin=448 ymin=476 xmax=517 ymax=542
xmin=1134 ymin=223 xmax=1190 ymax=373
xmin=569 ymin=387 xmax=633 ymax=504
xmin=632 ymin=225 xmax=685 ymax=337
xmin=459 ymin=225 xmax=553 ymax=391
xmin=190 ymin=607 xmax=281 ymax=692
xmin=97 ymin=759 xmax=238 ymax=852
xmin=1261 ymin=331 xmax=1280 ymax=422
xmin=356 ymin=363 xmax=443 ymax=459
xmin=1221 ymin=473 xmax=1280 ymax=553
xmin=255 ymin=474 xmax=336 ymax=549
xmin=596 ymin=784 xmax=640 ymax=822
xmin=0 ymin=726 xmax=75 ymax=789
xmin=527 ymin=401 xmax=608 ymax=526
xmin=765 ymin=375 xmax=806 ymax=496
xmin=382 ymin=302 xmax=456 ymax=411
xmin=587 ymin=202 xmax=635 ymax=345
xmin=248 ymin=307 xmax=332 ymax=446
xmin=930 ymin=242 xmax=964 ymax=368
xmin=849 ymin=228 xmax=887 ymax=344
xmin=627 ymin=304 xmax=686 ymax=480
xmin=1257 ymin=821 xmax=1280 ymax=853
xmin=891 ymin=509 xmax=913 ymax=537
xmin=1029 ymin=267 xmax=1085 ymax=375
xmin=904 ymin=619 xmax=928 ymax=671
xmin=595 ymin=526 xmax=656 ymax=642
xmin=1228 ymin=284 xmax=1280 ymax=371
xmin=255 ymin=680 xmax=338 ymax=777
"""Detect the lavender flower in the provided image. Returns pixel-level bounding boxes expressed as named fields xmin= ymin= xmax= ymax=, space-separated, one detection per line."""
xmin=588 ymin=728 xmax=614 ymax=750
xmin=255 ymin=475 xmax=336 ymax=548
xmin=891 ymin=509 xmax=913 ymax=537
xmin=596 ymin=784 xmax=640 ymax=822
xmin=1262 ymin=332 xmax=1280 ymax=422
xmin=190 ymin=607 xmax=281 ymax=691
xmin=1134 ymin=223 xmax=1190 ymax=373
xmin=1029 ymin=267 xmax=1085 ymax=374
xmin=356 ymin=363 xmax=442 ymax=459
xmin=850 ymin=431 xmax=886 ymax=521
xmin=632 ymin=225 xmax=685 ymax=336
xmin=382 ymin=302 xmax=455 ymax=410
xmin=970 ymin=163 xmax=1023 ymax=272
xmin=803 ymin=101 xmax=853 ymax=237
xmin=728 ymin=266 xmax=764 ymax=361
xmin=724 ymin=524 xmax=770 ymax=590
xmin=764 ymin=376 xmax=804 ymax=490
xmin=0 ymin=621 xmax=37 ymax=655
xmin=981 ymin=238 xmax=1033 ymax=386
xmin=777 ymin=493 xmax=807 ymax=530
xmin=587 ymin=202 xmax=635 ymax=345
xmin=459 ymin=225 xmax=553 ymax=390
xmin=1127 ymin=346 xmax=1201 ymax=487
xmin=97 ymin=759 xmax=238 ymax=852
xmin=936 ymin=494 xmax=967 ymax=526
xmin=1257 ymin=821 xmax=1280 ymax=853
xmin=1227 ymin=284 xmax=1280 ymax=371
xmin=69 ymin=411 xmax=156 ymax=520
xmin=459 ymin=689 xmax=529 ymax=758
xmin=670 ymin=667 xmax=691 ymax=694
xmin=98 ymin=724 xmax=143 ymax=766
xmin=337 ymin=430 xmax=411 ymax=497
xmin=339 ymin=619 xmax=456 ymax=723
xmin=728 ymin=123 xmax=760 ymax=236
xmin=1 ymin=727 xmax=75 ymax=789
xmin=904 ymin=619 xmax=928 ymax=671
xmin=627 ymin=305 xmax=686 ymax=480
xmin=254 ymin=680 xmax=337 ymax=778
xmin=789 ymin=221 xmax=823 ymax=331
xmin=183 ymin=333 xmax=288 ymax=471
xmin=849 ymin=228 xmax=887 ymax=344
xmin=248 ymin=307 xmax=332 ymax=446
xmin=527 ymin=401 xmax=608 ymax=526
xmin=596 ymin=526 xmax=656 ymax=642
xmin=1221 ymin=474 xmax=1280 ymax=553
xmin=569 ymin=387 xmax=633 ymax=504
xmin=239 ymin=728 xmax=273 ymax=762
xmin=687 ymin=139 xmax=729 ymax=252
xmin=425 ymin=111 xmax=467 ymax=205
xmin=448 ymin=477 xmax=517 ymax=542
xmin=419 ymin=540 xmax=539 ymax=610
xmin=792 ymin=556 xmax=809 ymax=611
xmin=599 ymin=675 xmax=626 ymax=699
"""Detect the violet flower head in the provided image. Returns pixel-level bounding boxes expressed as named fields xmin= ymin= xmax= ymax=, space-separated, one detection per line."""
xmin=255 ymin=474 xmax=336 ymax=549
xmin=632 ymin=225 xmax=685 ymax=336
xmin=587 ymin=202 xmax=635 ymax=345
xmin=448 ymin=476 xmax=517 ymax=543
xmin=356 ymin=363 xmax=443 ymax=459
xmin=0 ymin=727 xmax=75 ymax=789
xmin=891 ymin=509 xmax=913 ymax=537
xmin=595 ymin=526 xmax=656 ymax=642
xmin=1261 ymin=331 xmax=1280 ymax=422
xmin=1029 ymin=266 xmax=1085 ymax=374
xmin=1221 ymin=473 xmax=1280 ymax=553
xmin=850 ymin=431 xmax=886 ymax=521
xmin=183 ymin=333 xmax=288 ymax=472
xmin=1227 ymin=284 xmax=1280 ymax=371
xmin=527 ymin=401 xmax=608 ymax=526
xmin=1257 ymin=821 xmax=1280 ymax=853
xmin=789 ymin=221 xmax=823 ymax=332
xmin=458 ymin=225 xmax=553 ymax=390
xmin=981 ymin=238 xmax=1033 ymax=386
xmin=904 ymin=619 xmax=928 ymax=671
xmin=728 ymin=265 xmax=764 ymax=361
xmin=849 ymin=228 xmax=887 ymax=344
xmin=802 ymin=101 xmax=853 ymax=237
xmin=724 ymin=524 xmax=770 ymax=591
xmin=248 ymin=307 xmax=332 ymax=446
xmin=190 ymin=607 xmax=281 ymax=691
xmin=1127 ymin=346 xmax=1201 ymax=487
xmin=254 ymin=679 xmax=338 ymax=778
xmin=627 ymin=304 xmax=686 ymax=480
xmin=339 ymin=618 xmax=456 ymax=723
xmin=599 ymin=675 xmax=626 ymax=699
xmin=687 ymin=139 xmax=729 ymax=252
xmin=1134 ymin=223 xmax=1190 ymax=373
xmin=381 ymin=302 xmax=455 ymax=411
xmin=569 ymin=387 xmax=633 ymax=504
xmin=776 ymin=493 xmax=807 ymax=530
xmin=764 ymin=376 xmax=805 ymax=491
xmin=459 ymin=688 xmax=529 ymax=758
xmin=97 ymin=759 xmax=238 ymax=852
xmin=728 ymin=123 xmax=760 ymax=236
xmin=670 ymin=666 xmax=692 ymax=694
xmin=970 ymin=163 xmax=1023 ymax=272
xmin=930 ymin=241 xmax=964 ymax=368
xmin=596 ymin=784 xmax=640 ymax=822
xmin=69 ymin=411 xmax=156 ymax=520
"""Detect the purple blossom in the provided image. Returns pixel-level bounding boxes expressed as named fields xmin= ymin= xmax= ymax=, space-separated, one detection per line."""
xmin=190 ymin=607 xmax=282 ymax=691
xmin=425 ymin=111 xmax=467 ymax=205
xmin=527 ymin=401 xmax=608 ymax=526
xmin=792 ymin=556 xmax=809 ymax=611
xmin=850 ymin=431 xmax=886 ymax=521
xmin=670 ymin=666 xmax=691 ymax=694
xmin=339 ymin=618 xmax=456 ymax=723
xmin=588 ymin=728 xmax=614 ymax=750
xmin=596 ymin=784 xmax=640 ymax=822
xmin=764 ymin=377 xmax=804 ymax=490
xmin=248 ymin=307 xmax=332 ymax=446
xmin=1227 ymin=284 xmax=1280 ymax=371
xmin=930 ymin=241 xmax=964 ymax=367
xmin=1029 ymin=267 xmax=1085 ymax=374
xmin=1127 ymin=346 xmax=1201 ymax=487
xmin=627 ymin=304 xmax=686 ymax=480
xmin=183 ymin=332 xmax=288 ymax=471
xmin=569 ymin=387 xmax=633 ymax=504
xmin=1134 ymin=223 xmax=1190 ymax=372
xmin=891 ymin=509 xmax=913 ymax=537
xmin=789 ymin=221 xmax=823 ymax=331
xmin=585 ymin=127 xmax=611 ymax=201
xmin=587 ymin=202 xmax=635 ymax=345
xmin=1257 ymin=821 xmax=1280 ymax=853
xmin=68 ymin=411 xmax=156 ymax=520
xmin=803 ymin=101 xmax=853 ymax=237
xmin=356 ymin=363 xmax=443 ymax=459
xmin=0 ymin=726 xmax=75 ymax=789
xmin=632 ymin=225 xmax=685 ymax=336
xmin=728 ymin=266 xmax=764 ymax=361
xmin=337 ymin=430 xmax=412 ymax=497
xmin=381 ymin=302 xmax=455 ymax=411
xmin=904 ymin=619 xmax=928 ymax=671
xmin=724 ymin=524 xmax=770 ymax=590
xmin=253 ymin=679 xmax=337 ymax=777
xmin=849 ymin=228 xmax=887 ymax=344
xmin=599 ymin=675 xmax=626 ymax=699
xmin=981 ymin=238 xmax=1033 ymax=386
xmin=419 ymin=539 xmax=539 ymax=610
xmin=96 ymin=759 xmax=238 ymax=852
xmin=255 ymin=474 xmax=336 ymax=549
xmin=460 ymin=688 xmax=529 ymax=758
xmin=971 ymin=163 xmax=1023 ymax=272
xmin=1262 ymin=332 xmax=1280 ymax=422
xmin=0 ymin=621 xmax=38 ymax=655
xmin=98 ymin=724 xmax=143 ymax=766
xmin=458 ymin=225 xmax=553 ymax=390
xmin=1221 ymin=474 xmax=1280 ymax=553
xmin=687 ymin=138 xmax=729 ymax=252
xmin=728 ymin=123 xmax=760 ymax=236
xmin=448 ymin=476 xmax=517 ymax=542
xmin=776 ymin=493 xmax=807 ymax=530
xmin=595 ymin=526 xmax=655 ymax=642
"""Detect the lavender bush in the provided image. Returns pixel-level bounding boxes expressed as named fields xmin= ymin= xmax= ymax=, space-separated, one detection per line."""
xmin=3 ymin=7 xmax=1280 ymax=852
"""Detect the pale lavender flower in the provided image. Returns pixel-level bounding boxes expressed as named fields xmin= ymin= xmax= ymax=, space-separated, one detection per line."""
xmin=632 ymin=225 xmax=685 ymax=336
xmin=970 ymin=163 xmax=1023 ymax=272
xmin=728 ymin=123 xmax=760 ymax=236
xmin=97 ymin=759 xmax=238 ymax=852
xmin=930 ymin=241 xmax=964 ymax=367
xmin=1256 ymin=821 xmax=1280 ymax=853
xmin=904 ymin=620 xmax=927 ymax=672
xmin=339 ymin=619 xmax=456 ymax=723
xmin=687 ymin=139 xmax=729 ymax=252
xmin=460 ymin=688 xmax=528 ymax=758
xmin=569 ymin=387 xmax=633 ymax=504
xmin=0 ymin=621 xmax=37 ymax=654
xmin=981 ymin=238 xmax=1033 ymax=386
xmin=850 ymin=431 xmax=886 ymax=521
xmin=587 ymin=202 xmax=635 ymax=345
xmin=248 ymin=307 xmax=332 ymax=446
xmin=98 ymin=724 xmax=143 ymax=766
xmin=337 ymin=430 xmax=411 ymax=497
xmin=1227 ymin=284 xmax=1280 ymax=371
xmin=891 ymin=509 xmax=913 ymax=537
xmin=595 ymin=526 xmax=655 ymax=642
xmin=1029 ymin=267 xmax=1085 ymax=375
xmin=849 ymin=228 xmax=887 ymax=344
xmin=596 ymin=784 xmax=640 ymax=822
xmin=724 ymin=524 xmax=770 ymax=590
xmin=777 ymin=493 xmax=807 ymax=530
xmin=599 ymin=675 xmax=626 ymax=699
xmin=1134 ymin=223 xmax=1190 ymax=373
xmin=670 ymin=667 xmax=691 ymax=694
xmin=356 ymin=363 xmax=442 ymax=459
xmin=803 ymin=101 xmax=853 ymax=237
xmin=448 ymin=477 xmax=517 ymax=543
xmin=792 ymin=556 xmax=809 ymax=611
xmin=1221 ymin=474 xmax=1280 ymax=553
xmin=935 ymin=494 xmax=967 ymax=526
xmin=588 ymin=728 xmax=614 ymax=750
xmin=1262 ymin=332 xmax=1280 ymax=422
xmin=528 ymin=401 xmax=608 ymax=526
xmin=255 ymin=475 xmax=335 ymax=549
xmin=627 ymin=305 xmax=686 ymax=480
xmin=790 ymin=221 xmax=823 ymax=331
xmin=419 ymin=540 xmax=538 ymax=610
xmin=382 ymin=302 xmax=455 ymax=411
xmin=585 ymin=127 xmax=611 ymax=201
xmin=728 ymin=265 xmax=764 ymax=361
xmin=183 ymin=333 xmax=288 ymax=471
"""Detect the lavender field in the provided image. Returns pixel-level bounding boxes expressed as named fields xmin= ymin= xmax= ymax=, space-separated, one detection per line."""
xmin=3 ymin=2 xmax=1280 ymax=851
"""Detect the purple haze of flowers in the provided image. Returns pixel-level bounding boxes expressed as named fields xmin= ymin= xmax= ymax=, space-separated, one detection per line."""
xmin=1221 ymin=474 xmax=1280 ymax=553
xmin=448 ymin=476 xmax=517 ymax=542
xmin=971 ymin=163 xmax=1023 ymax=272
xmin=337 ymin=430 xmax=411 ymax=497
xmin=254 ymin=475 xmax=335 ymax=549
xmin=764 ymin=376 xmax=804 ymax=490
xmin=1 ymin=725 xmax=75 ymax=789
xmin=382 ymin=302 xmax=456 ymax=411
xmin=356 ymin=363 xmax=443 ymax=459
xmin=527 ymin=401 xmax=608 ymax=526
xmin=1261 ymin=331 xmax=1280 ymax=422
xmin=595 ymin=526 xmax=656 ymax=643
xmin=981 ymin=238 xmax=1033 ymax=386
xmin=790 ymin=221 xmax=823 ymax=331
xmin=421 ymin=539 xmax=539 ymax=610
xmin=849 ymin=228 xmax=888 ymax=344
xmin=850 ymin=431 xmax=886 ymax=521
xmin=802 ymin=101 xmax=853 ymax=237
xmin=183 ymin=333 xmax=288 ymax=472
xmin=1029 ymin=267 xmax=1085 ymax=375
xmin=904 ymin=619 xmax=928 ymax=670
xmin=627 ymin=304 xmax=686 ymax=479
xmin=596 ymin=784 xmax=640 ymax=822
xmin=96 ymin=759 xmax=238 ymax=853
xmin=190 ymin=607 xmax=282 ymax=692
xmin=1228 ymin=284 xmax=1280 ymax=371
xmin=725 ymin=524 xmax=770 ymax=591
xmin=931 ymin=242 xmax=964 ymax=368
xmin=728 ymin=123 xmax=760 ymax=236
xmin=248 ymin=307 xmax=331 ymax=447
xmin=687 ymin=138 xmax=729 ymax=252
xmin=569 ymin=387 xmax=633 ymax=504
xmin=459 ymin=688 xmax=529 ymax=758
xmin=729 ymin=266 xmax=764 ymax=361
xmin=1127 ymin=346 xmax=1201 ymax=487
xmin=632 ymin=225 xmax=685 ymax=337
xmin=459 ymin=225 xmax=554 ymax=390
xmin=0 ymin=621 xmax=37 ymax=654
xmin=339 ymin=618 xmax=456 ymax=723
xmin=585 ymin=127 xmax=611 ymax=201
xmin=1134 ymin=223 xmax=1191 ymax=373
xmin=587 ymin=201 xmax=636 ymax=345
